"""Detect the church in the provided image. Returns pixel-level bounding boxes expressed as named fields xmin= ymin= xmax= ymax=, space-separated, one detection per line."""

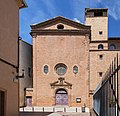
xmin=28 ymin=8 xmax=120 ymax=110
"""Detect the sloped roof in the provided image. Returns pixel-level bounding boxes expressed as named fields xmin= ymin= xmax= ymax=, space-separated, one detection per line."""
xmin=31 ymin=16 xmax=90 ymax=30
xmin=30 ymin=16 xmax=91 ymax=36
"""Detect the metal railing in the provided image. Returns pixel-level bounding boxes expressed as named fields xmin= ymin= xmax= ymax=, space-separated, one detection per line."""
xmin=93 ymin=54 xmax=120 ymax=116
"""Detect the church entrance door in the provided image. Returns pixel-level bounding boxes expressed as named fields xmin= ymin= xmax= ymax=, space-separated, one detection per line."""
xmin=55 ymin=89 xmax=68 ymax=105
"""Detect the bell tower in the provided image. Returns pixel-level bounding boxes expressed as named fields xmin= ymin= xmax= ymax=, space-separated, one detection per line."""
xmin=85 ymin=8 xmax=108 ymax=108
xmin=85 ymin=8 xmax=108 ymax=50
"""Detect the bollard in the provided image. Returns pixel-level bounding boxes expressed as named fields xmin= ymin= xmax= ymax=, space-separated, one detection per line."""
xmin=53 ymin=107 xmax=55 ymax=112
xmin=32 ymin=107 xmax=34 ymax=112
xmin=43 ymin=107 xmax=44 ymax=112
xmin=82 ymin=104 xmax=86 ymax=113
xmin=82 ymin=106 xmax=85 ymax=113
xmin=64 ymin=107 xmax=66 ymax=112
xmin=76 ymin=107 xmax=77 ymax=112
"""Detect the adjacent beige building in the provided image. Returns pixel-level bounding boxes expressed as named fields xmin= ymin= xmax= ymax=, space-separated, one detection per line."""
xmin=29 ymin=8 xmax=120 ymax=110
xmin=19 ymin=39 xmax=32 ymax=107
xmin=0 ymin=0 xmax=27 ymax=115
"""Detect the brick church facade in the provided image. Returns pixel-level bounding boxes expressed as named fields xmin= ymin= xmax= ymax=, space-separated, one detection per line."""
xmin=29 ymin=8 xmax=120 ymax=109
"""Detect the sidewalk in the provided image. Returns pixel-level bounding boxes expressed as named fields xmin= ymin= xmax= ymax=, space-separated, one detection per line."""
xmin=48 ymin=112 xmax=90 ymax=116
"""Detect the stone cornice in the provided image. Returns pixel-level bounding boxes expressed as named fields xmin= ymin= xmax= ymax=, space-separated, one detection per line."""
xmin=90 ymin=39 xmax=120 ymax=43
xmin=90 ymin=40 xmax=108 ymax=43
xmin=90 ymin=49 xmax=120 ymax=51
xmin=16 ymin=0 xmax=27 ymax=9
xmin=108 ymin=37 xmax=120 ymax=40
xmin=30 ymin=29 xmax=91 ymax=36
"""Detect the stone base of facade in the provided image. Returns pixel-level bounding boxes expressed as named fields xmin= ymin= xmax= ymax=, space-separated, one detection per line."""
xmin=20 ymin=106 xmax=90 ymax=113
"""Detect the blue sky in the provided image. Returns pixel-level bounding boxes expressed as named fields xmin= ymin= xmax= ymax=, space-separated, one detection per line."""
xmin=20 ymin=0 xmax=120 ymax=44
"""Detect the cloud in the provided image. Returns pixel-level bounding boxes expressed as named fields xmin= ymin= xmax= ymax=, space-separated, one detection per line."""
xmin=71 ymin=0 xmax=100 ymax=23
xmin=21 ymin=0 xmax=58 ymax=26
xmin=71 ymin=0 xmax=120 ymax=21
xmin=20 ymin=0 xmax=120 ymax=44
xmin=107 ymin=1 xmax=120 ymax=20
xmin=97 ymin=0 xmax=101 ymax=3
xmin=31 ymin=10 xmax=48 ymax=24
xmin=40 ymin=0 xmax=57 ymax=17
xmin=73 ymin=18 xmax=80 ymax=23
xmin=95 ymin=0 xmax=120 ymax=20
xmin=20 ymin=0 xmax=58 ymax=44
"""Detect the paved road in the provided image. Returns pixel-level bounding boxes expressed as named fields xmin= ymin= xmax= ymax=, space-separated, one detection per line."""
xmin=49 ymin=112 xmax=90 ymax=116
xmin=20 ymin=112 xmax=52 ymax=116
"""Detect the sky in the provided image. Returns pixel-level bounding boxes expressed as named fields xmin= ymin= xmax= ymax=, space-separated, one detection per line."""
xmin=20 ymin=0 xmax=120 ymax=44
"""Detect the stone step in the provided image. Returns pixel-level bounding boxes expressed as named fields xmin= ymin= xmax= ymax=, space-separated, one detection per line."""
xmin=20 ymin=106 xmax=89 ymax=113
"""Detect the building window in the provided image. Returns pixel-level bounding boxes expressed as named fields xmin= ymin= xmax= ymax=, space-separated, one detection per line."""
xmin=55 ymin=63 xmax=67 ymax=76
xmin=73 ymin=65 xmax=78 ymax=74
xmin=28 ymin=67 xmax=31 ymax=77
xmin=44 ymin=65 xmax=49 ymax=74
xmin=99 ymin=72 xmax=103 ymax=77
xmin=57 ymin=24 xmax=64 ymax=29
xmin=76 ymin=98 xmax=81 ymax=103
xmin=0 ymin=90 xmax=5 ymax=116
xmin=109 ymin=44 xmax=116 ymax=50
xmin=99 ymin=55 xmax=103 ymax=60
xmin=99 ymin=31 xmax=103 ymax=35
xmin=94 ymin=11 xmax=103 ymax=17
xmin=98 ymin=44 xmax=104 ymax=50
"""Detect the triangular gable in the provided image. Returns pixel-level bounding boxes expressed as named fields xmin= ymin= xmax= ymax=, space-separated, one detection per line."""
xmin=31 ymin=16 xmax=90 ymax=30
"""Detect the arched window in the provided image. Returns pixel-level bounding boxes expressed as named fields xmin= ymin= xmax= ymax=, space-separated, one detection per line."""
xmin=44 ymin=65 xmax=48 ymax=74
xmin=98 ymin=44 xmax=104 ymax=50
xmin=109 ymin=44 xmax=116 ymax=50
xmin=55 ymin=63 xmax=67 ymax=76
xmin=56 ymin=89 xmax=67 ymax=94
xmin=73 ymin=65 xmax=78 ymax=74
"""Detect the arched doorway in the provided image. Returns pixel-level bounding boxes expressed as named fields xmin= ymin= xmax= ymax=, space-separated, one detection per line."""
xmin=55 ymin=89 xmax=68 ymax=105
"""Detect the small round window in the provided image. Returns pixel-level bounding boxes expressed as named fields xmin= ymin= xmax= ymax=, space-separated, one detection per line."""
xmin=55 ymin=63 xmax=67 ymax=76
xmin=57 ymin=24 xmax=64 ymax=29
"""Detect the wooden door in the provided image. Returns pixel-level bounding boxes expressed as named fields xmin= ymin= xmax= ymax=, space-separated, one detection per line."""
xmin=26 ymin=96 xmax=32 ymax=106
xmin=56 ymin=89 xmax=68 ymax=105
